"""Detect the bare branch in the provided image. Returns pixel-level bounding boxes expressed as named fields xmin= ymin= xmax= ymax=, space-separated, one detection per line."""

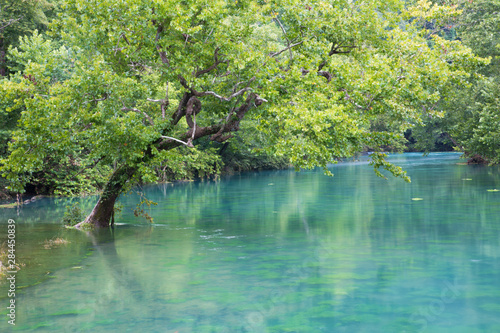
xmin=204 ymin=28 xmax=214 ymax=43
xmin=171 ymin=92 xmax=193 ymax=126
xmin=158 ymin=93 xmax=266 ymax=151
xmin=329 ymin=43 xmax=356 ymax=56
xmin=178 ymin=74 xmax=189 ymax=89
xmin=195 ymin=87 xmax=253 ymax=101
xmin=255 ymin=95 xmax=268 ymax=105
xmin=270 ymin=41 xmax=304 ymax=58
xmin=0 ymin=17 xmax=23 ymax=31
xmin=186 ymin=109 xmax=196 ymax=148
xmin=341 ymin=89 xmax=364 ymax=110
xmin=317 ymin=42 xmax=357 ymax=71
xmin=147 ymin=84 xmax=169 ymax=119
xmin=185 ymin=96 xmax=201 ymax=128
xmin=274 ymin=17 xmax=294 ymax=62
xmin=160 ymin=135 xmax=191 ymax=147
xmin=113 ymin=33 xmax=131 ymax=55
xmin=157 ymin=46 xmax=170 ymax=65
xmin=155 ymin=24 xmax=162 ymax=43
xmin=317 ymin=71 xmax=333 ymax=83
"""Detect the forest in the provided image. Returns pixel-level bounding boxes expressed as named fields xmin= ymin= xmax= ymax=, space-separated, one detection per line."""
xmin=0 ymin=0 xmax=499 ymax=228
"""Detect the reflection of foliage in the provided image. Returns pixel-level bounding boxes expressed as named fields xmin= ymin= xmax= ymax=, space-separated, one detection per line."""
xmin=61 ymin=202 xmax=84 ymax=226
xmin=133 ymin=191 xmax=157 ymax=223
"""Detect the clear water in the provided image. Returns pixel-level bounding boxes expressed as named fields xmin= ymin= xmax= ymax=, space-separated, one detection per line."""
xmin=1 ymin=152 xmax=500 ymax=332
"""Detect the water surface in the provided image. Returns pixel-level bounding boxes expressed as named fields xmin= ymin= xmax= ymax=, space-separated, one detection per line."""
xmin=1 ymin=153 xmax=500 ymax=332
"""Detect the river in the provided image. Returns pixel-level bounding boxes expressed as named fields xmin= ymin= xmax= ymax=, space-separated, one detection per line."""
xmin=1 ymin=152 xmax=499 ymax=332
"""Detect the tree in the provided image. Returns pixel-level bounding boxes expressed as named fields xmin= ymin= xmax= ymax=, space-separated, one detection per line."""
xmin=0 ymin=0 xmax=56 ymax=76
xmin=418 ymin=0 xmax=500 ymax=163
xmin=0 ymin=0 xmax=485 ymax=228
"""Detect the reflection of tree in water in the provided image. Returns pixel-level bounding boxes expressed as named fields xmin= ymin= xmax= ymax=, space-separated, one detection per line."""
xmin=79 ymin=226 xmax=244 ymax=331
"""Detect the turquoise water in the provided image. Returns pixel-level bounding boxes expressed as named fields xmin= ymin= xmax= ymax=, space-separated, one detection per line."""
xmin=1 ymin=152 xmax=500 ymax=332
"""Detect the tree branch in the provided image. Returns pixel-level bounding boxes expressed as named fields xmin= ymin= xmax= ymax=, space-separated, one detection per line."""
xmin=318 ymin=42 xmax=356 ymax=71
xmin=273 ymin=17 xmax=296 ymax=62
xmin=113 ymin=33 xmax=130 ymax=55
xmin=270 ymin=41 xmax=304 ymax=58
xmin=194 ymin=86 xmax=253 ymax=102
xmin=0 ymin=17 xmax=23 ymax=31
xmin=152 ymin=22 xmax=171 ymax=65
xmin=195 ymin=48 xmax=225 ymax=77
xmin=83 ymin=94 xmax=108 ymax=105
xmin=162 ymin=83 xmax=168 ymax=119
xmin=341 ymin=89 xmax=364 ymax=110
xmin=121 ymin=104 xmax=154 ymax=126
xmin=160 ymin=135 xmax=191 ymax=147
xmin=147 ymin=85 xmax=169 ymax=119
xmin=158 ymin=93 xmax=265 ymax=151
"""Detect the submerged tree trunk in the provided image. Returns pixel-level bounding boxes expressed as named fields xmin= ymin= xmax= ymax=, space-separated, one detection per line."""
xmin=77 ymin=164 xmax=137 ymax=228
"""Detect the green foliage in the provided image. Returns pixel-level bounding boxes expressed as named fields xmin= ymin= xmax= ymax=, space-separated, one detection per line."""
xmin=61 ymin=202 xmax=84 ymax=226
xmin=0 ymin=0 xmax=55 ymax=75
xmin=456 ymin=78 xmax=500 ymax=164
xmin=0 ymin=0 xmax=487 ymax=215
xmin=133 ymin=192 xmax=157 ymax=223
xmin=7 ymin=29 xmax=73 ymax=81
xmin=404 ymin=120 xmax=454 ymax=152
xmin=151 ymin=147 xmax=222 ymax=182
xmin=30 ymin=156 xmax=112 ymax=196
xmin=458 ymin=0 xmax=500 ymax=76
xmin=217 ymin=121 xmax=290 ymax=173
xmin=417 ymin=0 xmax=500 ymax=163
xmin=369 ymin=152 xmax=411 ymax=182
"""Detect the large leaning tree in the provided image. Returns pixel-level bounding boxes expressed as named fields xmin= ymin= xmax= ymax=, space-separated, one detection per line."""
xmin=0 ymin=0 xmax=485 ymax=228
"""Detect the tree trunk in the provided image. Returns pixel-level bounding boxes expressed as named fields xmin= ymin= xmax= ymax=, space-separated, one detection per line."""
xmin=77 ymin=164 xmax=137 ymax=228
xmin=0 ymin=38 xmax=6 ymax=77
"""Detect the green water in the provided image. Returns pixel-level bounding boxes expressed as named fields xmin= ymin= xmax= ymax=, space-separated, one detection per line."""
xmin=1 ymin=153 xmax=500 ymax=332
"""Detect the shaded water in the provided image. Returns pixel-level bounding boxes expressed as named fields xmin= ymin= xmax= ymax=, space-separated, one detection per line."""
xmin=1 ymin=153 xmax=500 ymax=332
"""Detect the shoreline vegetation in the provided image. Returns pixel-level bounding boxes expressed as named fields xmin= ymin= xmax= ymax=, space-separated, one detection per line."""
xmin=0 ymin=150 xmax=492 ymax=209
xmin=0 ymin=151 xmax=291 ymax=206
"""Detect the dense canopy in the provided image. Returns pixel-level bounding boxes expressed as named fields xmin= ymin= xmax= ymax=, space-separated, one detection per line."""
xmin=0 ymin=0 xmax=489 ymax=227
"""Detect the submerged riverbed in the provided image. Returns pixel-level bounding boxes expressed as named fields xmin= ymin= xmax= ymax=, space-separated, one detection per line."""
xmin=1 ymin=153 xmax=500 ymax=332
